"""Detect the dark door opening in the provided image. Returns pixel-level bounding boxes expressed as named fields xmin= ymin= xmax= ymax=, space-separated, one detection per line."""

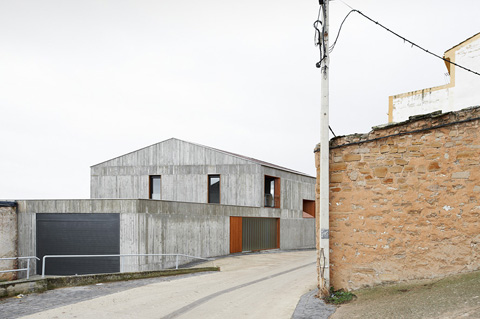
xmin=36 ymin=213 xmax=120 ymax=275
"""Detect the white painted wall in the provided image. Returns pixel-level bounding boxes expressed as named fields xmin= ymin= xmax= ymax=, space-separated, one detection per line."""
xmin=391 ymin=34 xmax=480 ymax=122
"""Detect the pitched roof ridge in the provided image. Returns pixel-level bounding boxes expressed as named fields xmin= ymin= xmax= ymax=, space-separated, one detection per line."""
xmin=174 ymin=139 xmax=313 ymax=177
xmin=91 ymin=138 xmax=313 ymax=178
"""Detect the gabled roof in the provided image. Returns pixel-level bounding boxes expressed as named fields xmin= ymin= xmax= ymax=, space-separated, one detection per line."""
xmin=92 ymin=138 xmax=314 ymax=178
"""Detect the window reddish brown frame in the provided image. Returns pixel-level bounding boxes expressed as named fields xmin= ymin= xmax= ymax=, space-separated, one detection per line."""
xmin=303 ymin=199 xmax=315 ymax=218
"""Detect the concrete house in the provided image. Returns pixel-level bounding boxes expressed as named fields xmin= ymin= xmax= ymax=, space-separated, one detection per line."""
xmin=90 ymin=138 xmax=315 ymax=212
xmin=389 ymin=32 xmax=480 ymax=123
xmin=15 ymin=138 xmax=315 ymax=277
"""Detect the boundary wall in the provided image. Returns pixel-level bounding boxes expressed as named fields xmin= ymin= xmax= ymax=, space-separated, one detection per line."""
xmin=17 ymin=199 xmax=314 ymax=277
xmin=316 ymin=106 xmax=480 ymax=290
xmin=0 ymin=203 xmax=18 ymax=281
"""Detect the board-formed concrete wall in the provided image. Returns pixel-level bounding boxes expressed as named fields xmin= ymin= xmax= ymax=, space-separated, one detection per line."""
xmin=90 ymin=138 xmax=315 ymax=212
xmin=317 ymin=106 xmax=480 ymax=290
xmin=0 ymin=204 xmax=18 ymax=281
xmin=17 ymin=199 xmax=314 ymax=276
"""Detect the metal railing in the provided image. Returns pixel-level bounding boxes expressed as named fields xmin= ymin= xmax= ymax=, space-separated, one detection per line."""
xmin=0 ymin=256 xmax=40 ymax=280
xmin=42 ymin=253 xmax=211 ymax=278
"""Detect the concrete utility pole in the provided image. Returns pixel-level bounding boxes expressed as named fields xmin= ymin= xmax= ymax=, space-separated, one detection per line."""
xmin=317 ymin=0 xmax=330 ymax=297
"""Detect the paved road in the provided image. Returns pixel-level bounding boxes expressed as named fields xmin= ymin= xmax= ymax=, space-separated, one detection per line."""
xmin=2 ymin=250 xmax=317 ymax=319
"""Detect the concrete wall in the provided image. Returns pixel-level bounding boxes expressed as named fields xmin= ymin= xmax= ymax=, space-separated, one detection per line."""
xmin=389 ymin=33 xmax=480 ymax=123
xmin=17 ymin=199 xmax=315 ymax=276
xmin=0 ymin=204 xmax=18 ymax=281
xmin=90 ymin=138 xmax=315 ymax=212
xmin=317 ymin=106 xmax=480 ymax=290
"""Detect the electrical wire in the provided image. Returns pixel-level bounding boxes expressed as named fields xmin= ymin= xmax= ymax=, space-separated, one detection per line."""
xmin=313 ymin=3 xmax=328 ymax=69
xmin=328 ymin=8 xmax=480 ymax=77
xmin=329 ymin=125 xmax=336 ymax=137
xmin=328 ymin=9 xmax=355 ymax=53
xmin=314 ymin=2 xmax=336 ymax=137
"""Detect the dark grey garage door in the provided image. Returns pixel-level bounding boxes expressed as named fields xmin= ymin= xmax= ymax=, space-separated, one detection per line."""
xmin=36 ymin=213 xmax=120 ymax=275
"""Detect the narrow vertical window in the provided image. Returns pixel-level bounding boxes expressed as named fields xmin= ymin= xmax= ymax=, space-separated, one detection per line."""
xmin=149 ymin=175 xmax=161 ymax=200
xmin=264 ymin=176 xmax=280 ymax=208
xmin=208 ymin=175 xmax=220 ymax=204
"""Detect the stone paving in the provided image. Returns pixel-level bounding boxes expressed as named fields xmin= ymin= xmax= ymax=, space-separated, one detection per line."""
xmin=0 ymin=273 xmax=206 ymax=319
xmin=292 ymin=289 xmax=336 ymax=319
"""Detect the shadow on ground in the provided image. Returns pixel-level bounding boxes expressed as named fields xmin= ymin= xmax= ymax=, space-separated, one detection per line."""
xmin=330 ymin=269 xmax=480 ymax=319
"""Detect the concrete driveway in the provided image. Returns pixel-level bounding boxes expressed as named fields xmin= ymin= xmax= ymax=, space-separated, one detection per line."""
xmin=18 ymin=250 xmax=317 ymax=319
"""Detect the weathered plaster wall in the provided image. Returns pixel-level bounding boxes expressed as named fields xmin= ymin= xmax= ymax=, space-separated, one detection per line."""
xmin=317 ymin=107 xmax=480 ymax=290
xmin=0 ymin=205 xmax=18 ymax=281
xmin=390 ymin=33 xmax=480 ymax=123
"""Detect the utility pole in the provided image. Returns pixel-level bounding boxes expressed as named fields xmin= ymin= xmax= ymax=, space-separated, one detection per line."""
xmin=317 ymin=0 xmax=330 ymax=297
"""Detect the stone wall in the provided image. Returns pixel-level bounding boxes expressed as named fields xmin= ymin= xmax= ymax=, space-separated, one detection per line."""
xmin=316 ymin=106 xmax=480 ymax=290
xmin=0 ymin=203 xmax=18 ymax=281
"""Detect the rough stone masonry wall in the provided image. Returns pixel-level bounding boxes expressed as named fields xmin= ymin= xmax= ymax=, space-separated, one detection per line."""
xmin=0 ymin=205 xmax=18 ymax=281
xmin=316 ymin=106 xmax=480 ymax=291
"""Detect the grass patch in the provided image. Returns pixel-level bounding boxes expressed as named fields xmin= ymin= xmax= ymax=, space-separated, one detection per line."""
xmin=324 ymin=287 xmax=356 ymax=304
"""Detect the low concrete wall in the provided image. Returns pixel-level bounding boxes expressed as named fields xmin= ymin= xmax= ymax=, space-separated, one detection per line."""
xmin=0 ymin=278 xmax=47 ymax=298
xmin=17 ymin=199 xmax=314 ymax=275
xmin=0 ymin=203 xmax=18 ymax=281
xmin=317 ymin=107 xmax=480 ymax=290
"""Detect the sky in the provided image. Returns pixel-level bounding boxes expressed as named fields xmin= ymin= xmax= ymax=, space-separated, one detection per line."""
xmin=1 ymin=0 xmax=480 ymax=199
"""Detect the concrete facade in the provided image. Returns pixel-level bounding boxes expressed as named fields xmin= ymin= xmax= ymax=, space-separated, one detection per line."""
xmin=389 ymin=32 xmax=480 ymax=123
xmin=90 ymin=138 xmax=315 ymax=212
xmin=5 ymin=139 xmax=315 ymax=278
xmin=17 ymin=199 xmax=315 ymax=276
xmin=317 ymin=106 xmax=480 ymax=290
xmin=0 ymin=203 xmax=18 ymax=281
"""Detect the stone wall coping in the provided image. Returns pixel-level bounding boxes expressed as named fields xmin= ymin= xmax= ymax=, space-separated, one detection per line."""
xmin=318 ymin=106 xmax=480 ymax=150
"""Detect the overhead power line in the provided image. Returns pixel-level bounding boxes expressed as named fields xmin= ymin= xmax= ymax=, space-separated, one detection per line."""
xmin=328 ymin=9 xmax=480 ymax=77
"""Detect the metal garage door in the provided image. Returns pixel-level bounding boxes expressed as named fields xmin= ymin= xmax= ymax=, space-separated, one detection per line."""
xmin=242 ymin=217 xmax=279 ymax=251
xmin=36 ymin=213 xmax=120 ymax=275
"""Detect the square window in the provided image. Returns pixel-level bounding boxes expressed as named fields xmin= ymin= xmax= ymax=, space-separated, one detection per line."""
xmin=208 ymin=175 xmax=220 ymax=204
xmin=303 ymin=199 xmax=315 ymax=218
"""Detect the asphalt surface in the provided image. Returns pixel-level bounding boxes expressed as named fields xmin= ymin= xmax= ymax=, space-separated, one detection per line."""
xmin=0 ymin=250 xmax=332 ymax=319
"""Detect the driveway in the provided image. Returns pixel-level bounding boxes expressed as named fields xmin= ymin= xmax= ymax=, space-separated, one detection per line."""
xmin=4 ymin=250 xmax=317 ymax=319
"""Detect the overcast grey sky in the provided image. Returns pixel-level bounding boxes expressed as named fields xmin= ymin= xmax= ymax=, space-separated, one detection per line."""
xmin=1 ymin=0 xmax=480 ymax=199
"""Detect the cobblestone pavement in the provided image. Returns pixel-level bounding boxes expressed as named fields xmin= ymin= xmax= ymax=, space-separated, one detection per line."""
xmin=292 ymin=289 xmax=336 ymax=319
xmin=0 ymin=273 xmax=206 ymax=319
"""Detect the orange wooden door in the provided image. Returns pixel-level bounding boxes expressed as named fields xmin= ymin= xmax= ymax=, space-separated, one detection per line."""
xmin=230 ymin=217 xmax=242 ymax=253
